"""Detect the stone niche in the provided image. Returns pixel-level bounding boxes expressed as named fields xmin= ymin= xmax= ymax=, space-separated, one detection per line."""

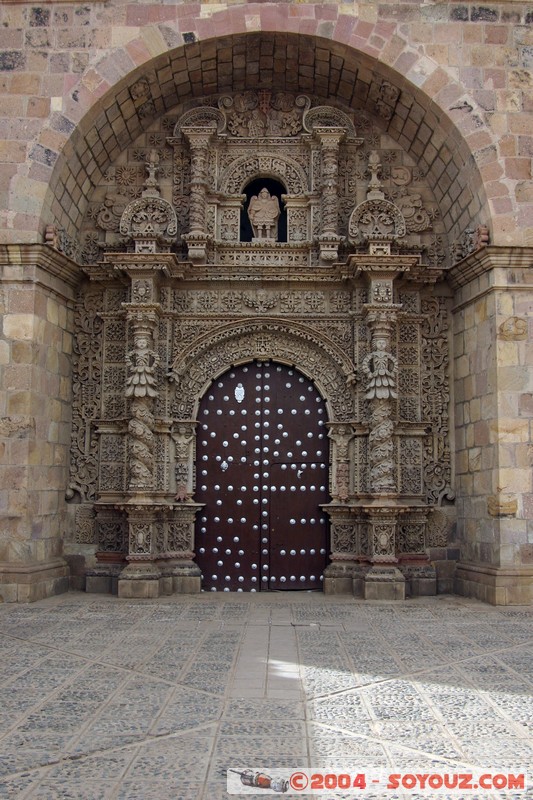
xmin=66 ymin=90 xmax=456 ymax=600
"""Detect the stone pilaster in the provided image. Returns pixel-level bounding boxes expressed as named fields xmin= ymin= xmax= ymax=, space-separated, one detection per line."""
xmin=0 ymin=245 xmax=77 ymax=601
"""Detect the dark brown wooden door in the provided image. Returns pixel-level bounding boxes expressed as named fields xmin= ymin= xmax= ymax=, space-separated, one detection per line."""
xmin=195 ymin=361 xmax=329 ymax=591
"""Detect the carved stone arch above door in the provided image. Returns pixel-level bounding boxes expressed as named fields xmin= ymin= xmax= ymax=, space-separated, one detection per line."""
xmin=218 ymin=153 xmax=309 ymax=196
xmin=168 ymin=317 xmax=356 ymax=422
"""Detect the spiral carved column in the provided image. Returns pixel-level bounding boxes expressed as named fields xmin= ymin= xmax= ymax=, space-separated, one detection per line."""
xmin=314 ymin=127 xmax=345 ymax=263
xmin=181 ymin=124 xmax=215 ymax=263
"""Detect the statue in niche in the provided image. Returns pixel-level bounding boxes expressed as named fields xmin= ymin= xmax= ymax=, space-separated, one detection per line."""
xmin=247 ymin=188 xmax=280 ymax=241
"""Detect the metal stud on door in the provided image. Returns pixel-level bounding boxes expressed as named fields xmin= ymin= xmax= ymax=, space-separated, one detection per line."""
xmin=195 ymin=361 xmax=329 ymax=591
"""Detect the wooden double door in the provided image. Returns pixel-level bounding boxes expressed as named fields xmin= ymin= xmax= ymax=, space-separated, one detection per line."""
xmin=195 ymin=361 xmax=330 ymax=591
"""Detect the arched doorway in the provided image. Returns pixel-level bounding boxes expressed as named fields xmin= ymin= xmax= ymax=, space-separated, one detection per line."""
xmin=195 ymin=361 xmax=330 ymax=591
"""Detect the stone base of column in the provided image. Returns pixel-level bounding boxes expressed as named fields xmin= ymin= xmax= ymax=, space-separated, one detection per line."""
xmin=117 ymin=561 xmax=162 ymax=599
xmin=399 ymin=563 xmax=437 ymax=597
xmin=0 ymin=558 xmax=70 ymax=603
xmin=455 ymin=562 xmax=533 ymax=605
xmin=323 ymin=560 xmax=358 ymax=595
xmin=163 ymin=560 xmax=201 ymax=594
xmin=364 ymin=566 xmax=405 ymax=601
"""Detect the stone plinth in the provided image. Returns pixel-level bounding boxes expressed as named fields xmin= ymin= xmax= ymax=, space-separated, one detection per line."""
xmin=117 ymin=562 xmax=162 ymax=599
xmin=363 ymin=566 xmax=406 ymax=601
xmin=455 ymin=562 xmax=533 ymax=606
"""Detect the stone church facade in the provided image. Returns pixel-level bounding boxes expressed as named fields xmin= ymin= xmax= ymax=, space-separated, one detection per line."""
xmin=0 ymin=0 xmax=532 ymax=604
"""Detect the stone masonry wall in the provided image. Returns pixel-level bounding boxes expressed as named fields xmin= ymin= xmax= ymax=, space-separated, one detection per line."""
xmin=452 ymin=250 xmax=533 ymax=603
xmin=0 ymin=246 xmax=77 ymax=601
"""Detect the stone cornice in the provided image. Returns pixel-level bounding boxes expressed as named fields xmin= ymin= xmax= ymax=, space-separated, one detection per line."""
xmin=0 ymin=243 xmax=81 ymax=296
xmin=447 ymin=245 xmax=533 ymax=290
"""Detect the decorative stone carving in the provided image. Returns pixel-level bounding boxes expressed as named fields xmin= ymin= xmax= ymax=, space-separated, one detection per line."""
xmin=119 ymin=151 xmax=177 ymax=253
xmin=74 ymin=505 xmax=96 ymax=544
xmin=368 ymin=402 xmax=396 ymax=492
xmin=331 ymin=522 xmax=357 ymax=553
xmin=328 ymin=423 xmax=355 ymax=502
xmin=95 ymin=508 xmax=127 ymax=553
xmin=219 ymin=153 xmax=307 ymax=196
xmin=499 ymin=316 xmax=527 ymax=341
xmin=67 ymin=290 xmax=104 ymax=504
xmin=173 ymin=106 xmax=225 ymax=135
xmin=125 ymin=332 xmax=159 ymax=398
xmin=349 ymin=199 xmax=406 ymax=247
xmin=179 ymin=125 xmax=217 ymax=262
xmin=348 ymin=151 xmax=407 ymax=254
xmin=94 ymin=194 xmax=130 ymax=233
xmin=488 ymin=495 xmax=518 ymax=517
xmin=426 ymin=507 xmax=456 ymax=547
xmin=172 ymin=422 xmax=195 ymax=501
xmin=218 ymin=91 xmax=310 ymax=137
xmin=420 ymin=296 xmax=453 ymax=505
xmin=395 ymin=192 xmax=432 ymax=233
xmin=362 ymin=342 xmax=398 ymax=400
xmin=303 ymin=106 xmax=357 ymax=139
xmin=70 ymin=91 xmax=455 ymax=596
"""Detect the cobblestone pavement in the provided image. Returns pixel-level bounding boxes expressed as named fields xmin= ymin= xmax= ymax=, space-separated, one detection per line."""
xmin=0 ymin=592 xmax=531 ymax=800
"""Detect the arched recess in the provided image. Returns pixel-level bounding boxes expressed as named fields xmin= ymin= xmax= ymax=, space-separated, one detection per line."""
xmin=168 ymin=317 xmax=356 ymax=423
xmin=27 ymin=24 xmax=502 ymax=260
xmin=219 ymin=153 xmax=308 ymax=196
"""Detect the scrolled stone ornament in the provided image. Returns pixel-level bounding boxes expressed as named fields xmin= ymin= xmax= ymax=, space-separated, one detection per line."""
xmin=348 ymin=198 xmax=406 ymax=244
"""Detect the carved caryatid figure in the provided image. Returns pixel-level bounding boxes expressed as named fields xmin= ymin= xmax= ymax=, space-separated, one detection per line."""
xmin=362 ymin=340 xmax=398 ymax=400
xmin=248 ymin=188 xmax=280 ymax=241
xmin=125 ymin=335 xmax=159 ymax=398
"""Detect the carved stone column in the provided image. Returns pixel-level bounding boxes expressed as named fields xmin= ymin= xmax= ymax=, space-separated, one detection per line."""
xmin=166 ymin=421 xmax=202 ymax=592
xmin=363 ymin=306 xmax=399 ymax=496
xmin=157 ymin=502 xmax=202 ymax=594
xmin=362 ymin=273 xmax=405 ymax=597
xmin=323 ymin=423 xmax=361 ymax=594
xmin=125 ymin=309 xmax=160 ymax=492
xmin=314 ymin=127 xmax=345 ymax=263
xmin=283 ymin=194 xmax=309 ymax=243
xmin=181 ymin=124 xmax=216 ymax=263
xmin=112 ymin=255 xmax=167 ymax=597
xmin=172 ymin=421 xmax=196 ymax=501
xmin=327 ymin=422 xmax=355 ymax=503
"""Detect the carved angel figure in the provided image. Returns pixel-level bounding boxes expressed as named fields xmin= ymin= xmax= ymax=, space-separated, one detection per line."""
xmin=362 ymin=340 xmax=398 ymax=400
xmin=247 ymin=188 xmax=280 ymax=240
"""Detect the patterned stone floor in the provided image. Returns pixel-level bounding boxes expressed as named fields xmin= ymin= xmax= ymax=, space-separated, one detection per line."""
xmin=0 ymin=592 xmax=531 ymax=800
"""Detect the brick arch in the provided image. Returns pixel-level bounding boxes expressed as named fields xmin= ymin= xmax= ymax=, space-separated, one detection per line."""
xmin=20 ymin=9 xmax=508 ymax=248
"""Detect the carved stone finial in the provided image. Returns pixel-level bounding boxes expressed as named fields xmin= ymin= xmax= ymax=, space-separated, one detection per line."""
xmin=142 ymin=149 xmax=160 ymax=197
xmin=367 ymin=150 xmax=384 ymax=201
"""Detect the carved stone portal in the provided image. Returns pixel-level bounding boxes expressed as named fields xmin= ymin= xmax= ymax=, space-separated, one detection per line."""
xmin=70 ymin=91 xmax=454 ymax=599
